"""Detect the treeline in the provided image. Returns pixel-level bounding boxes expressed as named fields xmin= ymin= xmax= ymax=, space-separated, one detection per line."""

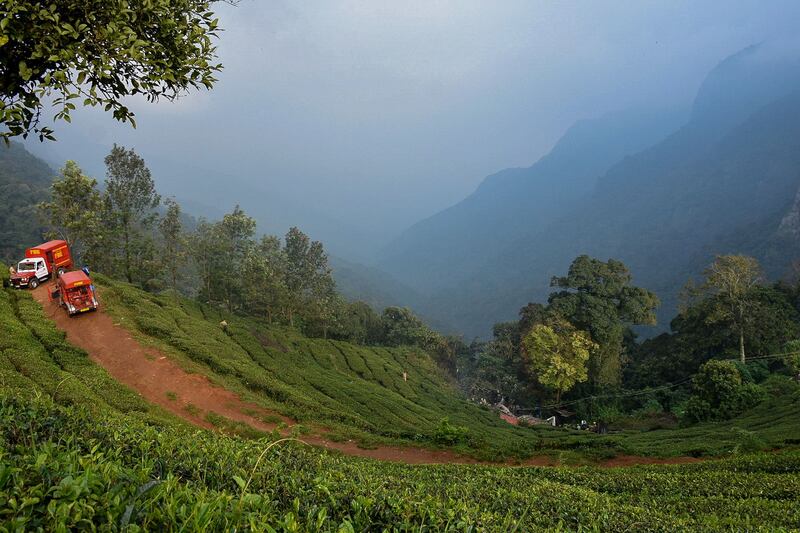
xmin=36 ymin=147 xmax=456 ymax=360
xmin=455 ymin=254 xmax=800 ymax=423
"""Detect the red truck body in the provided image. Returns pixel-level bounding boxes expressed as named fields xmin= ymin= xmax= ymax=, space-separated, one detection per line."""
xmin=53 ymin=270 xmax=98 ymax=316
xmin=10 ymin=240 xmax=74 ymax=289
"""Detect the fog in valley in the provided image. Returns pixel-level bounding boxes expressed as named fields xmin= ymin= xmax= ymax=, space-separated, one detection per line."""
xmin=24 ymin=1 xmax=800 ymax=263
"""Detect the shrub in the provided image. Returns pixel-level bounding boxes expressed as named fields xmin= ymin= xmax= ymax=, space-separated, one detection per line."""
xmin=782 ymin=340 xmax=800 ymax=376
xmin=433 ymin=417 xmax=469 ymax=446
xmin=684 ymin=360 xmax=765 ymax=423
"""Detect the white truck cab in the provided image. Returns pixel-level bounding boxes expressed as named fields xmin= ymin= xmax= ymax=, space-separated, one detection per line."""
xmin=14 ymin=259 xmax=49 ymax=288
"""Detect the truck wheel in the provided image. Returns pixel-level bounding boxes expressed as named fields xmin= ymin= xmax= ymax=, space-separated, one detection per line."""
xmin=57 ymin=267 xmax=66 ymax=277
xmin=29 ymin=278 xmax=39 ymax=289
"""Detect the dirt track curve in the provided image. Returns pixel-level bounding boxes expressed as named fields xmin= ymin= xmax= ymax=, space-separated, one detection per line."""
xmin=31 ymin=285 xmax=701 ymax=467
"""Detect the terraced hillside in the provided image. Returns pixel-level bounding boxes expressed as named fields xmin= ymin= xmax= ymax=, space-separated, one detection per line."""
xmin=5 ymin=272 xmax=800 ymax=461
xmin=11 ymin=273 xmax=547 ymax=460
xmin=3 ymin=268 xmax=800 ymax=529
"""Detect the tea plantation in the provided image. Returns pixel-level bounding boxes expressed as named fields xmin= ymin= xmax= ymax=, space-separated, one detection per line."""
xmin=2 ymin=277 xmax=800 ymax=530
xmin=2 ymin=395 xmax=800 ymax=530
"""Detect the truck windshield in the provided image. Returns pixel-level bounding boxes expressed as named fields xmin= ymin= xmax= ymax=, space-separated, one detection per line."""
xmin=17 ymin=262 xmax=36 ymax=272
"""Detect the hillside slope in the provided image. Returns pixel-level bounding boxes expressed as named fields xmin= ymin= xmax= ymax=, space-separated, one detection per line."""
xmin=3 ymin=275 xmax=800 ymax=529
xmin=0 ymin=142 xmax=53 ymax=263
xmin=4 ymin=272 xmax=799 ymax=459
xmin=39 ymin=274 xmax=548 ymax=460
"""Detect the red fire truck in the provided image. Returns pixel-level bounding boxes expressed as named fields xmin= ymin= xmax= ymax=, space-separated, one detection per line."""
xmin=51 ymin=270 xmax=98 ymax=316
xmin=10 ymin=240 xmax=73 ymax=289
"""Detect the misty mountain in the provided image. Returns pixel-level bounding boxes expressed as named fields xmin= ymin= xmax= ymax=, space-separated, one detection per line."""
xmin=380 ymin=43 xmax=800 ymax=338
xmin=377 ymin=107 xmax=688 ymax=292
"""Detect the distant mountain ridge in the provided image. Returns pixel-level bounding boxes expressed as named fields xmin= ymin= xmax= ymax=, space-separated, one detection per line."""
xmin=378 ymin=43 xmax=800 ymax=338
xmin=378 ymin=107 xmax=688 ymax=293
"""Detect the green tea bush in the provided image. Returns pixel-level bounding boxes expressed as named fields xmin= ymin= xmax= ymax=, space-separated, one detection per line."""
xmin=1 ymin=395 xmax=800 ymax=531
xmin=434 ymin=417 xmax=470 ymax=445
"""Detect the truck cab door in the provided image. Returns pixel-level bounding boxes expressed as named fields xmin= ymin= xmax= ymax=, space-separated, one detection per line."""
xmin=36 ymin=260 xmax=47 ymax=280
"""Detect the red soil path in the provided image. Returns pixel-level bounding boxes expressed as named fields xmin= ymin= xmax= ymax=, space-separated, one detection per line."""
xmin=31 ymin=285 xmax=700 ymax=467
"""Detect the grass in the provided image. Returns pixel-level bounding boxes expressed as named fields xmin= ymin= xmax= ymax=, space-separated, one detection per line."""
xmin=2 ymin=273 xmax=800 ymax=529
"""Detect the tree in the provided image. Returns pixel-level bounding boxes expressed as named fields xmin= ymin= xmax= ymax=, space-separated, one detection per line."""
xmin=381 ymin=307 xmax=439 ymax=348
xmin=548 ymin=255 xmax=659 ymax=386
xmin=335 ymin=301 xmax=384 ymax=345
xmin=158 ymin=197 xmax=185 ymax=292
xmin=783 ymin=340 xmax=800 ymax=378
xmin=521 ymin=319 xmax=596 ymax=403
xmin=242 ymin=234 xmax=288 ymax=324
xmin=216 ymin=205 xmax=256 ymax=312
xmin=0 ymin=0 xmax=223 ymax=141
xmin=104 ymin=144 xmax=161 ymax=283
xmin=190 ymin=218 xmax=224 ymax=303
xmin=38 ymin=160 xmax=103 ymax=264
xmin=684 ymin=360 xmax=764 ymax=422
xmin=283 ymin=227 xmax=334 ymax=328
xmin=694 ymin=255 xmax=763 ymax=363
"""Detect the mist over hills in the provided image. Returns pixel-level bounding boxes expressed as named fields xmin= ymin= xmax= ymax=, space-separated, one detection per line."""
xmin=375 ymin=43 xmax=800 ymax=338
xmin=377 ymin=107 xmax=688 ymax=293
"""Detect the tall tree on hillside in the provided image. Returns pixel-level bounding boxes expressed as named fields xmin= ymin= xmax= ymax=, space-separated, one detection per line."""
xmin=158 ymin=198 xmax=186 ymax=292
xmin=38 ymin=161 xmax=103 ymax=265
xmin=521 ymin=318 xmax=596 ymax=403
xmin=190 ymin=219 xmax=225 ymax=303
xmin=217 ymin=205 xmax=256 ymax=312
xmin=0 ymin=1 xmax=222 ymax=141
xmin=694 ymin=255 xmax=763 ymax=363
xmin=381 ymin=307 xmax=440 ymax=348
xmin=104 ymin=145 xmax=161 ymax=284
xmin=283 ymin=227 xmax=334 ymax=327
xmin=243 ymin=235 xmax=288 ymax=324
xmin=337 ymin=301 xmax=384 ymax=345
xmin=548 ymin=255 xmax=659 ymax=387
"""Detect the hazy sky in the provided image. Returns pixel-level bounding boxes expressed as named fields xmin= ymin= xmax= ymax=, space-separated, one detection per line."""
xmin=26 ymin=0 xmax=800 ymax=261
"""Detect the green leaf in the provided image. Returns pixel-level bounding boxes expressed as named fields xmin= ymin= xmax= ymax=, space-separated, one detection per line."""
xmin=19 ymin=61 xmax=33 ymax=81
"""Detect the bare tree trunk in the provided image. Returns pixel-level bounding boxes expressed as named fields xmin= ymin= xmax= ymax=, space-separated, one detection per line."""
xmin=124 ymin=227 xmax=132 ymax=283
xmin=739 ymin=329 xmax=746 ymax=364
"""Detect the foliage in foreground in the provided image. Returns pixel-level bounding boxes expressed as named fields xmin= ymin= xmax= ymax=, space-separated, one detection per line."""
xmin=2 ymin=395 xmax=800 ymax=532
xmin=0 ymin=0 xmax=222 ymax=140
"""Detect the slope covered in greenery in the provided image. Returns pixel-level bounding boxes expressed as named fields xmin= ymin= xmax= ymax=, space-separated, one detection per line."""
xmin=2 ymin=266 xmax=800 ymax=529
xmin=0 ymin=142 xmax=52 ymax=263
xmin=3 ymin=396 xmax=800 ymax=531
xmin=3 ymin=270 xmax=799 ymax=460
xmin=90 ymin=275 xmax=548 ymax=460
